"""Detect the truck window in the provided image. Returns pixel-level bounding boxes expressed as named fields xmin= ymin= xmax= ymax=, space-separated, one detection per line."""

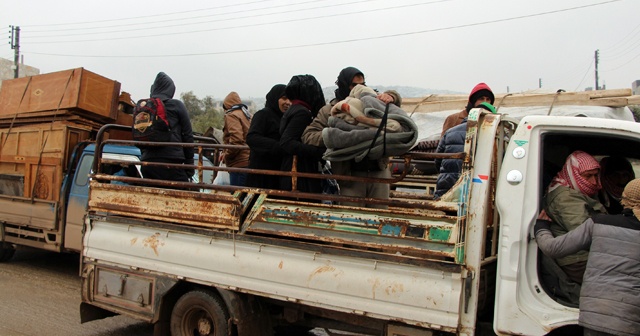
xmin=537 ymin=130 xmax=640 ymax=307
xmin=74 ymin=154 xmax=94 ymax=187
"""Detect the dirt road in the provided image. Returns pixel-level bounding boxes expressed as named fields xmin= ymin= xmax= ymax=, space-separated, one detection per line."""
xmin=0 ymin=248 xmax=341 ymax=336
xmin=0 ymin=247 xmax=153 ymax=336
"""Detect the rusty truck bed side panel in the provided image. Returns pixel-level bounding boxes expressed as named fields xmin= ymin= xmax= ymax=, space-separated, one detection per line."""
xmin=88 ymin=181 xmax=243 ymax=230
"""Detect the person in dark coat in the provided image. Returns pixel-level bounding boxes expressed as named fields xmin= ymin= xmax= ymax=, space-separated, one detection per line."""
xmin=279 ymin=75 xmax=326 ymax=195
xmin=434 ymin=120 xmax=466 ymax=199
xmin=598 ymin=156 xmax=635 ymax=214
xmin=246 ymin=84 xmax=291 ymax=189
xmin=534 ymin=177 xmax=640 ymax=336
xmin=140 ymin=72 xmax=194 ymax=183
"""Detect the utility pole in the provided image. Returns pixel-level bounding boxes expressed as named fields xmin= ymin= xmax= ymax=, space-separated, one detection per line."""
xmin=594 ymin=49 xmax=600 ymax=90
xmin=10 ymin=25 xmax=20 ymax=79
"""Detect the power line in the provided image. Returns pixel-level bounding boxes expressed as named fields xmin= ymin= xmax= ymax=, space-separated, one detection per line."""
xmin=22 ymin=0 xmax=277 ymax=28
xmin=25 ymin=0 xmax=336 ymax=34
xmin=601 ymin=21 xmax=640 ymax=53
xmin=23 ymin=0 xmax=449 ymax=44
xmin=26 ymin=0 xmax=620 ymax=58
xmin=602 ymin=50 xmax=640 ymax=72
xmin=574 ymin=60 xmax=594 ymax=91
xmin=24 ymin=0 xmax=373 ymax=39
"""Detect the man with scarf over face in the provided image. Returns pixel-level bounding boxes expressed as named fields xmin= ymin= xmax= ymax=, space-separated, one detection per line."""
xmin=302 ymin=67 xmax=401 ymax=209
xmin=223 ymin=91 xmax=252 ymax=186
xmin=535 ymin=178 xmax=640 ymax=336
xmin=279 ymin=75 xmax=326 ymax=195
xmin=543 ymin=150 xmax=607 ymax=284
xmin=141 ymin=72 xmax=194 ymax=184
xmin=246 ymin=84 xmax=291 ymax=189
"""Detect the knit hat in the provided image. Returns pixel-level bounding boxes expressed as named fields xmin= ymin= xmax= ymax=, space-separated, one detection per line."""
xmin=548 ymin=150 xmax=601 ymax=197
xmin=621 ymin=178 xmax=640 ymax=218
xmin=466 ymin=83 xmax=495 ymax=112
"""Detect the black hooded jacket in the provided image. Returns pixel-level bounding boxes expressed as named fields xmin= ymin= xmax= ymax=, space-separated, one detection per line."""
xmin=246 ymin=84 xmax=286 ymax=189
xmin=279 ymin=75 xmax=326 ymax=193
xmin=141 ymin=72 xmax=194 ymax=164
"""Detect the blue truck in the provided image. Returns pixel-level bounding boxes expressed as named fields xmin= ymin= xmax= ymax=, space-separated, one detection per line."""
xmin=0 ymin=121 xmax=215 ymax=261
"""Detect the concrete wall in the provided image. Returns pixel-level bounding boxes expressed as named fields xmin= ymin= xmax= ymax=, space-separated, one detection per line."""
xmin=632 ymin=80 xmax=640 ymax=96
xmin=0 ymin=57 xmax=40 ymax=89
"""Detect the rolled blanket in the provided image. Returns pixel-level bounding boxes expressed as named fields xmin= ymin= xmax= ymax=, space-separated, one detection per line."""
xmin=328 ymin=116 xmax=371 ymax=132
xmin=323 ymin=107 xmax=419 ymax=162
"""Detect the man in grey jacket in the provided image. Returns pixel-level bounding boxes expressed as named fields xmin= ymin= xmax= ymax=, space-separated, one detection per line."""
xmin=534 ymin=178 xmax=640 ymax=336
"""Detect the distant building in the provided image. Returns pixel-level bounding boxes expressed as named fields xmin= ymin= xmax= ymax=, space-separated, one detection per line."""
xmin=0 ymin=57 xmax=40 ymax=89
xmin=632 ymin=80 xmax=640 ymax=95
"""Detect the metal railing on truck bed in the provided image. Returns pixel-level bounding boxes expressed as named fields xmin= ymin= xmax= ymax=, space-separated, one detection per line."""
xmin=88 ymin=124 xmax=470 ymax=265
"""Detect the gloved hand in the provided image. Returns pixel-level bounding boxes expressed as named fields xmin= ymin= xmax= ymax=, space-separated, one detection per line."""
xmin=184 ymin=159 xmax=195 ymax=179
xmin=534 ymin=219 xmax=551 ymax=236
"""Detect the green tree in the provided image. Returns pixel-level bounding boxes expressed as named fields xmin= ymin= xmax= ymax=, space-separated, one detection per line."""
xmin=629 ymin=105 xmax=640 ymax=122
xmin=181 ymin=91 xmax=205 ymax=119
xmin=180 ymin=91 xmax=224 ymax=134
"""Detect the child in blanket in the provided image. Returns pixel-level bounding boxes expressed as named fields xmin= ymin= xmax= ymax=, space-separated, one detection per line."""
xmin=330 ymin=84 xmax=403 ymax=132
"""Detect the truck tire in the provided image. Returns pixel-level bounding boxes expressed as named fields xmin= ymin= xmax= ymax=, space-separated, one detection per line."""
xmin=0 ymin=246 xmax=15 ymax=262
xmin=170 ymin=290 xmax=229 ymax=336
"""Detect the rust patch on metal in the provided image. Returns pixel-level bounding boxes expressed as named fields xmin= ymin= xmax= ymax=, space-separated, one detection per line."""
xmin=142 ymin=233 xmax=164 ymax=256
xmin=278 ymin=261 xmax=283 ymax=269
xmin=130 ymin=237 xmax=138 ymax=245
xmin=308 ymin=265 xmax=341 ymax=283
xmin=384 ymin=282 xmax=405 ymax=295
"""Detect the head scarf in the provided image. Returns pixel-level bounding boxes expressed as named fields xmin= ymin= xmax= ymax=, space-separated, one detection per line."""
xmin=621 ymin=178 xmax=640 ymax=218
xmin=334 ymin=66 xmax=364 ymax=101
xmin=265 ymin=84 xmax=286 ymax=112
xmin=600 ymin=156 xmax=635 ymax=199
xmin=285 ymin=75 xmax=326 ymax=116
xmin=548 ymin=150 xmax=601 ymax=197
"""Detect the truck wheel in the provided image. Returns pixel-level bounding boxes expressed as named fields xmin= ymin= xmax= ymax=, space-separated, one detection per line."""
xmin=170 ymin=290 xmax=229 ymax=336
xmin=0 ymin=246 xmax=15 ymax=262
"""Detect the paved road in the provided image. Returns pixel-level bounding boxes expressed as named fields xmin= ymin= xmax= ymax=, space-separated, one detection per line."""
xmin=0 ymin=247 xmax=348 ymax=336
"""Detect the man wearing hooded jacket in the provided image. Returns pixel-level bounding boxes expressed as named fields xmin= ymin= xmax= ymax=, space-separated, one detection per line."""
xmin=140 ymin=72 xmax=194 ymax=183
xmin=302 ymin=66 xmax=401 ymax=209
xmin=441 ymin=82 xmax=495 ymax=136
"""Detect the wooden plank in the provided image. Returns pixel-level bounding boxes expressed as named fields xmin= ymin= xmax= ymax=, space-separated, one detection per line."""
xmin=404 ymin=89 xmax=639 ymax=113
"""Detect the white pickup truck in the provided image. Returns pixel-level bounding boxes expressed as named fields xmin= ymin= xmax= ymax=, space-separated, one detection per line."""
xmin=79 ymin=107 xmax=640 ymax=336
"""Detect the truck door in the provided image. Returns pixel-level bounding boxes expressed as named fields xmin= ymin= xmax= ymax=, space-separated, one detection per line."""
xmin=64 ymin=153 xmax=94 ymax=251
xmin=494 ymin=115 xmax=640 ymax=335
xmin=64 ymin=152 xmax=141 ymax=251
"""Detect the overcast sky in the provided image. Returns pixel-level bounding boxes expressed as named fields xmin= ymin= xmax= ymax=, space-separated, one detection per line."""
xmin=1 ymin=0 xmax=639 ymax=102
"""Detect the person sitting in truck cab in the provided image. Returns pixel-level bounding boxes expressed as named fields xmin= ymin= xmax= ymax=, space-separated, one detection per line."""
xmin=543 ymin=151 xmax=607 ymax=284
xmin=598 ymin=156 xmax=635 ymax=215
xmin=535 ymin=178 xmax=640 ymax=336
xmin=441 ymin=83 xmax=494 ymax=136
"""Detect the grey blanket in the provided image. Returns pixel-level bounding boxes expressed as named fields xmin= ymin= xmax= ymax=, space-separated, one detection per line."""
xmin=322 ymin=107 xmax=418 ymax=162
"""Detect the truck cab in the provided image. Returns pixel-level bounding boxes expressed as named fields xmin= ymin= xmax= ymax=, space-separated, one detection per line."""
xmin=495 ymin=115 xmax=640 ymax=335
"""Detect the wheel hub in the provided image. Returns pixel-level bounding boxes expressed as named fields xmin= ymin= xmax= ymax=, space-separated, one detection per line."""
xmin=197 ymin=317 xmax=212 ymax=335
